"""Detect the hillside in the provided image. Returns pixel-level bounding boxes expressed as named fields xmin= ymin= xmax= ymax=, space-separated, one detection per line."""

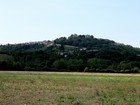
xmin=54 ymin=34 xmax=140 ymax=54
xmin=0 ymin=34 xmax=140 ymax=73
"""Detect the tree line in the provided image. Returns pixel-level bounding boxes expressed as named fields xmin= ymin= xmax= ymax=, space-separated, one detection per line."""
xmin=0 ymin=34 xmax=140 ymax=73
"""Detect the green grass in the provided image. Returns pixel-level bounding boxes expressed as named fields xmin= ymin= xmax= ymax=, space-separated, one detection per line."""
xmin=0 ymin=73 xmax=140 ymax=105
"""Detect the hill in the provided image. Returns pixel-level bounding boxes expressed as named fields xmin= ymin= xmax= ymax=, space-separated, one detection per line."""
xmin=0 ymin=34 xmax=140 ymax=73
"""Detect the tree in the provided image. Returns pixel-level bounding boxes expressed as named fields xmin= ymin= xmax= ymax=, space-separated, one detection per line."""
xmin=59 ymin=44 xmax=64 ymax=51
xmin=52 ymin=59 xmax=67 ymax=70
xmin=67 ymin=59 xmax=84 ymax=71
xmin=88 ymin=58 xmax=109 ymax=70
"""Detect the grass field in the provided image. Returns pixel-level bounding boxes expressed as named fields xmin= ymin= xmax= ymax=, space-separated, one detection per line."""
xmin=0 ymin=72 xmax=140 ymax=105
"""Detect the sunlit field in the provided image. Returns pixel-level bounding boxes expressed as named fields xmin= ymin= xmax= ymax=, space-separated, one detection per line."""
xmin=0 ymin=72 xmax=140 ymax=105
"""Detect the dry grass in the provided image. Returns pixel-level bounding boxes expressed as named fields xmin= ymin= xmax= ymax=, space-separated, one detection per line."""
xmin=0 ymin=72 xmax=140 ymax=105
xmin=0 ymin=71 xmax=140 ymax=76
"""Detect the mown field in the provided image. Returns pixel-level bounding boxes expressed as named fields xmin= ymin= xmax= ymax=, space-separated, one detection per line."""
xmin=0 ymin=72 xmax=140 ymax=105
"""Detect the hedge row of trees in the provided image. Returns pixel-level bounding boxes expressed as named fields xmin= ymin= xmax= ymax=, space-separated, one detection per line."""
xmin=0 ymin=49 xmax=140 ymax=73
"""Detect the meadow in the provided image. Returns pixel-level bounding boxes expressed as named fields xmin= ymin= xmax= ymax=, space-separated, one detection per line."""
xmin=0 ymin=72 xmax=140 ymax=105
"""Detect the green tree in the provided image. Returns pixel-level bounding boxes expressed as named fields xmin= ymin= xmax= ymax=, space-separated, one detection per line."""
xmin=52 ymin=59 xmax=67 ymax=70
xmin=88 ymin=58 xmax=109 ymax=70
xmin=67 ymin=59 xmax=84 ymax=71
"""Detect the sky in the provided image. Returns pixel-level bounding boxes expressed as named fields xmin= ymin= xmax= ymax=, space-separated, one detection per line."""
xmin=0 ymin=0 xmax=140 ymax=47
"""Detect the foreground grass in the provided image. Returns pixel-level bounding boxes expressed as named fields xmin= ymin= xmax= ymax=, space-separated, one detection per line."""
xmin=0 ymin=73 xmax=140 ymax=105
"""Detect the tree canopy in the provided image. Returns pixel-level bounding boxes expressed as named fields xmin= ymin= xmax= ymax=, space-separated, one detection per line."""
xmin=0 ymin=34 xmax=140 ymax=73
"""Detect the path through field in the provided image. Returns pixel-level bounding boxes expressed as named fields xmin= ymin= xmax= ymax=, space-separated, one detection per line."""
xmin=0 ymin=71 xmax=140 ymax=76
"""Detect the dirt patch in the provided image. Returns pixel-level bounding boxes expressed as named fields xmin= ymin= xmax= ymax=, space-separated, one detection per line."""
xmin=0 ymin=71 xmax=140 ymax=76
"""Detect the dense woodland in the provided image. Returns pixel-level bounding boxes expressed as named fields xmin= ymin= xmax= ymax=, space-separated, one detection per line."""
xmin=0 ymin=34 xmax=140 ymax=73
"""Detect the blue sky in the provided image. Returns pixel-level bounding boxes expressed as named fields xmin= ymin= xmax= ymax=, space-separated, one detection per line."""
xmin=0 ymin=0 xmax=140 ymax=47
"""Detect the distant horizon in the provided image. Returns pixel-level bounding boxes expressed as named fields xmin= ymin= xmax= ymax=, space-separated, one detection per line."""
xmin=0 ymin=34 xmax=139 ymax=48
xmin=0 ymin=0 xmax=140 ymax=47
